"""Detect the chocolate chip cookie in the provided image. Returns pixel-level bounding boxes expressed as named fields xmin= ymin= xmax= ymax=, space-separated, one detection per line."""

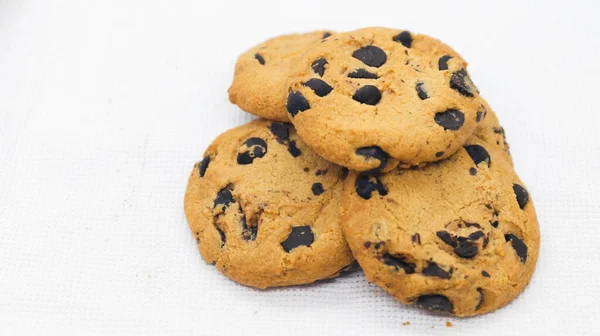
xmin=184 ymin=119 xmax=353 ymax=288
xmin=229 ymin=31 xmax=334 ymax=122
xmin=341 ymin=134 xmax=539 ymax=316
xmin=286 ymin=27 xmax=484 ymax=172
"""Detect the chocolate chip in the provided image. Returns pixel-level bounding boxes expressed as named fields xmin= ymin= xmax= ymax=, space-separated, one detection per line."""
xmin=311 ymin=58 xmax=328 ymax=77
xmin=340 ymin=168 xmax=349 ymax=180
xmin=237 ymin=138 xmax=267 ymax=165
xmin=483 ymin=235 xmax=489 ymax=249
xmin=465 ymin=222 xmax=482 ymax=228
xmin=352 ymin=46 xmax=387 ymax=68
xmin=476 ymin=111 xmax=483 ymax=122
xmin=322 ymin=32 xmax=332 ymax=39
xmin=287 ymin=91 xmax=310 ymax=117
xmin=216 ymin=226 xmax=226 ymax=246
xmin=315 ymin=169 xmax=327 ymax=176
xmin=513 ymin=184 xmax=529 ymax=209
xmin=352 ymin=85 xmax=381 ymax=105
xmin=415 ymin=82 xmax=429 ymax=100
xmin=464 ymin=145 xmax=491 ymax=167
xmin=454 ymin=239 xmax=478 ymax=259
xmin=303 ymin=167 xmax=310 ymax=173
xmin=239 ymin=206 xmax=257 ymax=241
xmin=436 ymin=231 xmax=456 ymax=247
xmin=505 ymin=233 xmax=528 ymax=263
xmin=356 ymin=146 xmax=388 ymax=174
xmin=450 ymin=69 xmax=476 ymax=97
xmin=393 ymin=31 xmax=412 ymax=48
xmin=287 ymin=140 xmax=302 ymax=158
xmin=490 ymin=212 xmax=499 ymax=228
xmin=214 ymin=185 xmax=235 ymax=209
xmin=348 ymin=68 xmax=379 ymax=79
xmin=355 ymin=175 xmax=388 ymax=200
xmin=303 ymin=78 xmax=333 ymax=97
xmin=364 ymin=242 xmax=371 ymax=248
xmin=416 ymin=295 xmax=454 ymax=313
xmin=281 ymin=226 xmax=314 ymax=252
xmin=381 ymin=253 xmax=415 ymax=274
xmin=481 ymin=270 xmax=490 ymax=278
xmin=469 ymin=167 xmax=477 ymax=176
xmin=468 ymin=231 xmax=485 ymax=241
xmin=412 ymin=233 xmax=421 ymax=245
xmin=311 ymin=182 xmax=325 ymax=196
xmin=255 ymin=53 xmax=265 ymax=65
xmin=434 ymin=109 xmax=465 ymax=130
xmin=422 ymin=262 xmax=452 ymax=279
xmin=198 ymin=156 xmax=211 ymax=177
xmin=435 ymin=151 xmax=444 ymax=158
xmin=438 ymin=55 xmax=452 ymax=70
xmin=476 ymin=288 xmax=484 ymax=311
xmin=269 ymin=122 xmax=291 ymax=141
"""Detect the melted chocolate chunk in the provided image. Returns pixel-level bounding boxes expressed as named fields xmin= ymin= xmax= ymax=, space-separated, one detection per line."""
xmin=481 ymin=270 xmax=490 ymax=278
xmin=198 ymin=156 xmax=211 ymax=177
xmin=348 ymin=68 xmax=379 ymax=79
xmin=214 ymin=185 xmax=235 ymax=209
xmin=464 ymin=145 xmax=491 ymax=167
xmin=355 ymin=175 xmax=388 ymax=200
xmin=436 ymin=231 xmax=456 ymax=247
xmin=269 ymin=122 xmax=291 ymax=141
xmin=352 ymin=46 xmax=387 ymax=67
xmin=311 ymin=58 xmax=328 ymax=77
xmin=434 ymin=109 xmax=465 ymax=130
xmin=513 ymin=184 xmax=529 ymax=209
xmin=454 ymin=239 xmax=478 ymax=259
xmin=286 ymin=140 xmax=302 ymax=158
xmin=416 ymin=82 xmax=429 ymax=100
xmin=505 ymin=233 xmax=528 ymax=263
xmin=287 ymin=91 xmax=310 ymax=117
xmin=237 ymin=137 xmax=268 ymax=165
xmin=438 ymin=55 xmax=452 ymax=70
xmin=216 ymin=226 xmax=226 ymax=247
xmin=392 ymin=31 xmax=412 ymax=48
xmin=352 ymin=85 xmax=381 ymax=105
xmin=311 ymin=182 xmax=325 ymax=196
xmin=255 ymin=53 xmax=265 ymax=65
xmin=381 ymin=253 xmax=415 ymax=274
xmin=422 ymin=262 xmax=452 ymax=279
xmin=356 ymin=146 xmax=388 ymax=174
xmin=303 ymin=78 xmax=333 ymax=97
xmin=416 ymin=295 xmax=454 ymax=313
xmin=468 ymin=231 xmax=485 ymax=241
xmin=450 ymin=69 xmax=477 ymax=97
xmin=281 ymin=226 xmax=314 ymax=252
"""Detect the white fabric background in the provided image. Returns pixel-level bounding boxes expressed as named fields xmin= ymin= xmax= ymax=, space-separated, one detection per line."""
xmin=1 ymin=0 xmax=599 ymax=334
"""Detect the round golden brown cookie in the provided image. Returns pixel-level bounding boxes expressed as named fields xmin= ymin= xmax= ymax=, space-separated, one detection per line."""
xmin=228 ymin=31 xmax=334 ymax=122
xmin=286 ymin=27 xmax=485 ymax=172
xmin=184 ymin=119 xmax=353 ymax=289
xmin=341 ymin=135 xmax=539 ymax=316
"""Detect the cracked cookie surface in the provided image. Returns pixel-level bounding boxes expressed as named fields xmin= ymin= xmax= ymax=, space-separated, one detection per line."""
xmin=229 ymin=31 xmax=334 ymax=122
xmin=341 ymin=127 xmax=539 ymax=316
xmin=184 ymin=119 xmax=353 ymax=288
xmin=286 ymin=27 xmax=485 ymax=172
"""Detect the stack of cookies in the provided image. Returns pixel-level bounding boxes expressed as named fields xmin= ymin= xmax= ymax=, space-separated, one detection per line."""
xmin=184 ymin=27 xmax=540 ymax=317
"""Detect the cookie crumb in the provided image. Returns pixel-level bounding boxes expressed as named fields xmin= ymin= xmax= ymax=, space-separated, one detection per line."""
xmin=446 ymin=321 xmax=453 ymax=327
xmin=402 ymin=321 xmax=410 ymax=326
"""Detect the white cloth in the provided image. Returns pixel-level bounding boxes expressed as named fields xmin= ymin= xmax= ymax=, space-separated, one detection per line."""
xmin=1 ymin=1 xmax=599 ymax=335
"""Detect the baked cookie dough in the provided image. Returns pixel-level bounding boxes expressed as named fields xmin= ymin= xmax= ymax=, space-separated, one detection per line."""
xmin=184 ymin=119 xmax=353 ymax=288
xmin=229 ymin=30 xmax=334 ymax=122
xmin=341 ymin=133 xmax=539 ymax=316
xmin=286 ymin=27 xmax=484 ymax=172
